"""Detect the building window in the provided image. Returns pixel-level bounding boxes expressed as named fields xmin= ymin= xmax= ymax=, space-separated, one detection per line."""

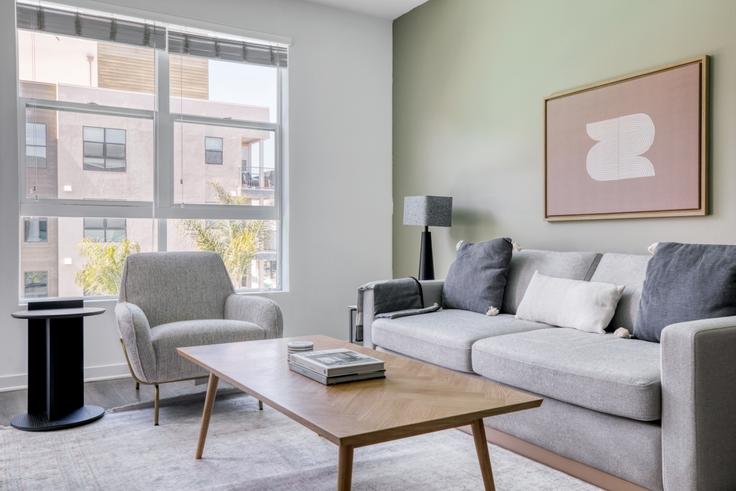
xmin=205 ymin=137 xmax=223 ymax=165
xmin=83 ymin=218 xmax=127 ymax=242
xmin=24 ymin=271 xmax=48 ymax=298
xmin=83 ymin=127 xmax=126 ymax=171
xmin=24 ymin=217 xmax=48 ymax=243
xmin=25 ymin=122 xmax=47 ymax=168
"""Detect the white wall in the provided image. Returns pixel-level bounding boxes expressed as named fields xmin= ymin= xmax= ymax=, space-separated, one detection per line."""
xmin=0 ymin=0 xmax=393 ymax=390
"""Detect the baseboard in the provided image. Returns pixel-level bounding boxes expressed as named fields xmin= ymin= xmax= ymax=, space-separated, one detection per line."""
xmin=0 ymin=363 xmax=131 ymax=392
xmin=460 ymin=426 xmax=649 ymax=491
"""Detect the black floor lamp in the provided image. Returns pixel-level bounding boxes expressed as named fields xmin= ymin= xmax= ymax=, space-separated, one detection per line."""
xmin=403 ymin=196 xmax=453 ymax=280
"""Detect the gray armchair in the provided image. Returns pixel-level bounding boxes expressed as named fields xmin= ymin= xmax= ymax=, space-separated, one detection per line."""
xmin=115 ymin=251 xmax=283 ymax=425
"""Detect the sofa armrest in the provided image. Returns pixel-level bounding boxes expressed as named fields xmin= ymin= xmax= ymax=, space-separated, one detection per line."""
xmin=358 ymin=279 xmax=444 ymax=348
xmin=661 ymin=316 xmax=736 ymax=491
xmin=225 ymin=294 xmax=283 ymax=339
xmin=115 ymin=302 xmax=156 ymax=383
xmin=419 ymin=279 xmax=444 ymax=307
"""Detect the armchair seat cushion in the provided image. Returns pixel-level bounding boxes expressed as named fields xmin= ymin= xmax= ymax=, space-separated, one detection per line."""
xmin=151 ymin=319 xmax=266 ymax=381
xmin=472 ymin=328 xmax=662 ymax=421
xmin=371 ymin=310 xmax=548 ymax=372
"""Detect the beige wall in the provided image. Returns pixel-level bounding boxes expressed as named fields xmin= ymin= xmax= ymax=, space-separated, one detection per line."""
xmin=393 ymin=0 xmax=736 ymax=278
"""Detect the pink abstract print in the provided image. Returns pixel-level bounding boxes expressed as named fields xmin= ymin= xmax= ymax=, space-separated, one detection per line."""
xmin=545 ymin=60 xmax=704 ymax=219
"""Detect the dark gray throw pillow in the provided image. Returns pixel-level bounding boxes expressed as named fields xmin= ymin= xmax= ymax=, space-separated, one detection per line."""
xmin=635 ymin=242 xmax=736 ymax=342
xmin=442 ymin=238 xmax=513 ymax=314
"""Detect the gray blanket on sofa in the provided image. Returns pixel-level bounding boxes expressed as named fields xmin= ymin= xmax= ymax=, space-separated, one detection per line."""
xmin=355 ymin=277 xmax=440 ymax=338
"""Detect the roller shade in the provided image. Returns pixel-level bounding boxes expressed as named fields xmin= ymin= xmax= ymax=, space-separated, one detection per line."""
xmin=168 ymin=30 xmax=287 ymax=67
xmin=16 ymin=2 xmax=165 ymax=49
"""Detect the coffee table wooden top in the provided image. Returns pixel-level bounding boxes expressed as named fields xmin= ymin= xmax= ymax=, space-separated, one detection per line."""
xmin=178 ymin=335 xmax=542 ymax=448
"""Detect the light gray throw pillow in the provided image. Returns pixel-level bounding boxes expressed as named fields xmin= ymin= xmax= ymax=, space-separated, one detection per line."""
xmin=441 ymin=238 xmax=513 ymax=314
xmin=635 ymin=242 xmax=736 ymax=342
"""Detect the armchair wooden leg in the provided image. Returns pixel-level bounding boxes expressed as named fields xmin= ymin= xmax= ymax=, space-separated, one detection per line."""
xmin=258 ymin=400 xmax=263 ymax=411
xmin=135 ymin=381 xmax=140 ymax=391
xmin=154 ymin=384 xmax=160 ymax=426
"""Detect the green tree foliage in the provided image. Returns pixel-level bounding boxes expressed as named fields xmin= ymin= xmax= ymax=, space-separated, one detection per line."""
xmin=74 ymin=183 xmax=267 ymax=294
xmin=182 ymin=182 xmax=266 ymax=288
xmin=75 ymin=238 xmax=140 ymax=295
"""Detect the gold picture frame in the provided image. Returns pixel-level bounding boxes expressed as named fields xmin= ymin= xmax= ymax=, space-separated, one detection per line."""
xmin=544 ymin=55 xmax=709 ymax=221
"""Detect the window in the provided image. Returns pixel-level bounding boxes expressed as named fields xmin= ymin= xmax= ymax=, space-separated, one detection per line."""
xmin=17 ymin=2 xmax=286 ymax=300
xmin=83 ymin=127 xmax=127 ymax=171
xmin=24 ymin=271 xmax=48 ymax=298
xmin=83 ymin=218 xmax=127 ymax=242
xmin=25 ymin=122 xmax=47 ymax=168
xmin=205 ymin=137 xmax=223 ymax=165
xmin=24 ymin=217 xmax=48 ymax=243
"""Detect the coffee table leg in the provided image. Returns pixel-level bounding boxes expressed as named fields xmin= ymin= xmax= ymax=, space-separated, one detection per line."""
xmin=337 ymin=445 xmax=354 ymax=491
xmin=195 ymin=373 xmax=219 ymax=459
xmin=471 ymin=419 xmax=496 ymax=491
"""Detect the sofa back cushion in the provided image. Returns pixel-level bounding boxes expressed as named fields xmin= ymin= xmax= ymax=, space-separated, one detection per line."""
xmin=502 ymin=249 xmax=601 ymax=314
xmin=119 ymin=251 xmax=234 ymax=327
xmin=590 ymin=253 xmax=650 ymax=332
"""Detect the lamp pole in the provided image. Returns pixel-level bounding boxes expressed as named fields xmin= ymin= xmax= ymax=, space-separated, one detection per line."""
xmin=419 ymin=225 xmax=434 ymax=280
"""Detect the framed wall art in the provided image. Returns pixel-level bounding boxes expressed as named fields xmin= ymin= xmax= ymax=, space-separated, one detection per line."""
xmin=544 ymin=56 xmax=709 ymax=221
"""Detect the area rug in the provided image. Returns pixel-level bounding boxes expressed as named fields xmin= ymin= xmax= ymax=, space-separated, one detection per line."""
xmin=0 ymin=394 xmax=600 ymax=490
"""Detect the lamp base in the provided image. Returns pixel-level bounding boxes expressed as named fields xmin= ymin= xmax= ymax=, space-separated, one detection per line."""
xmin=419 ymin=227 xmax=434 ymax=280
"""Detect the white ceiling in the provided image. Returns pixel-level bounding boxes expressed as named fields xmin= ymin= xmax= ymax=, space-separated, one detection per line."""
xmin=300 ymin=0 xmax=429 ymax=19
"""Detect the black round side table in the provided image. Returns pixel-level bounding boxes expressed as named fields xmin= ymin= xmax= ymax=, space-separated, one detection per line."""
xmin=11 ymin=300 xmax=106 ymax=431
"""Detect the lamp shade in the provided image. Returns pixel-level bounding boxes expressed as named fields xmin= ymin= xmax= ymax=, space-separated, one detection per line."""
xmin=403 ymin=196 xmax=453 ymax=227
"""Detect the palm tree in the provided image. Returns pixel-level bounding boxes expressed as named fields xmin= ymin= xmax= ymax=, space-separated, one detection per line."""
xmin=182 ymin=182 xmax=267 ymax=288
xmin=76 ymin=238 xmax=140 ymax=295
xmin=75 ymin=182 xmax=267 ymax=293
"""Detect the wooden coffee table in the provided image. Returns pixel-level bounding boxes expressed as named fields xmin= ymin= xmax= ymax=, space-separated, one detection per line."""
xmin=178 ymin=335 xmax=542 ymax=490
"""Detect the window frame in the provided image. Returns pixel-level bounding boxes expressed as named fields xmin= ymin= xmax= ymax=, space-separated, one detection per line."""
xmin=17 ymin=11 xmax=287 ymax=301
xmin=82 ymin=126 xmax=127 ymax=172
xmin=25 ymin=121 xmax=47 ymax=168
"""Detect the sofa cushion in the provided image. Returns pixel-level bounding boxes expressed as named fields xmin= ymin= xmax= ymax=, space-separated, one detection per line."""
xmin=635 ymin=242 xmax=736 ymax=342
xmin=472 ymin=328 xmax=661 ymax=421
xmin=442 ymin=238 xmax=513 ymax=314
xmin=151 ymin=319 xmax=266 ymax=381
xmin=502 ymin=249 xmax=601 ymax=314
xmin=371 ymin=310 xmax=548 ymax=372
xmin=590 ymin=253 xmax=650 ymax=332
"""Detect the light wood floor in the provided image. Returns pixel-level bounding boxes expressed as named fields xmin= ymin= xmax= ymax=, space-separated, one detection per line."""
xmin=0 ymin=377 xmax=208 ymax=425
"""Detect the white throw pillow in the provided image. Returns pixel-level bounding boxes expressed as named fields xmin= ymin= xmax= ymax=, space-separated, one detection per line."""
xmin=515 ymin=271 xmax=625 ymax=334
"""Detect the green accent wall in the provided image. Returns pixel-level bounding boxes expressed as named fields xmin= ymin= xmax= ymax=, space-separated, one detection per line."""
xmin=393 ymin=0 xmax=736 ymax=278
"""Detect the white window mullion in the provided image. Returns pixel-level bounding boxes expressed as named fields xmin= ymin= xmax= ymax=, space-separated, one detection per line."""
xmin=23 ymin=98 xmax=154 ymax=120
xmin=20 ymin=201 xmax=155 ymax=219
xmin=155 ymin=47 xmax=173 ymax=251
xmin=156 ymin=204 xmax=278 ymax=221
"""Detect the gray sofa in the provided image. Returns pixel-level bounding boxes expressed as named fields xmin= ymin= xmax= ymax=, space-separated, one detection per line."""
xmin=360 ymin=249 xmax=736 ymax=491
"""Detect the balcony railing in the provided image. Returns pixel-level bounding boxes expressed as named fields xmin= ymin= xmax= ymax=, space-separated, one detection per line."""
xmin=241 ymin=165 xmax=275 ymax=191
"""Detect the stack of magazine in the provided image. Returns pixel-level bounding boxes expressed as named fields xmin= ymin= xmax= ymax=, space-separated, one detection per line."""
xmin=288 ymin=348 xmax=385 ymax=385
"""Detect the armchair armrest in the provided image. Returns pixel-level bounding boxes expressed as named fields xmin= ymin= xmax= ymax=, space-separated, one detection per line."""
xmin=358 ymin=279 xmax=444 ymax=348
xmin=115 ymin=302 xmax=156 ymax=383
xmin=225 ymin=294 xmax=283 ymax=339
xmin=661 ymin=316 xmax=736 ymax=491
